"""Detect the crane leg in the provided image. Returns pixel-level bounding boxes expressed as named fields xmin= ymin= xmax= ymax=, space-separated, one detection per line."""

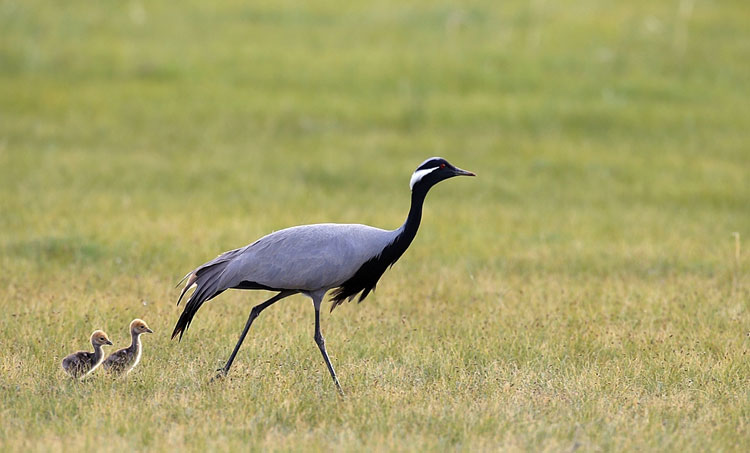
xmin=215 ymin=290 xmax=296 ymax=379
xmin=314 ymin=307 xmax=344 ymax=396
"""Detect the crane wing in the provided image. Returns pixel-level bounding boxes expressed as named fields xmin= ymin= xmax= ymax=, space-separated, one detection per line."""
xmin=172 ymin=224 xmax=395 ymax=340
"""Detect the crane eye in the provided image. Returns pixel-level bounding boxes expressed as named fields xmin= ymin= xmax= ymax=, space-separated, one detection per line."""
xmin=439 ymin=163 xmax=446 ymax=169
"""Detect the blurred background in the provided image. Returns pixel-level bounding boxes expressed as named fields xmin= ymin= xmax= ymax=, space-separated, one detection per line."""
xmin=1 ymin=0 xmax=748 ymax=450
xmin=1 ymin=0 xmax=747 ymax=275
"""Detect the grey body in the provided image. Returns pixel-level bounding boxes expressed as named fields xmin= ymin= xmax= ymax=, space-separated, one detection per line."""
xmin=203 ymin=223 xmax=398 ymax=292
xmin=174 ymin=224 xmax=399 ymax=393
xmin=172 ymin=157 xmax=475 ymax=393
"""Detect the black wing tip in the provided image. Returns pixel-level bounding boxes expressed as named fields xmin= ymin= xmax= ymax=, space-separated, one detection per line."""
xmin=171 ymin=321 xmax=188 ymax=341
xmin=172 ymin=304 xmax=197 ymax=340
xmin=358 ymin=285 xmax=375 ymax=303
xmin=329 ymin=285 xmax=374 ymax=312
xmin=172 ymin=303 xmax=194 ymax=341
xmin=170 ymin=327 xmax=181 ymax=341
xmin=170 ymin=323 xmax=182 ymax=340
xmin=329 ymin=289 xmax=345 ymax=313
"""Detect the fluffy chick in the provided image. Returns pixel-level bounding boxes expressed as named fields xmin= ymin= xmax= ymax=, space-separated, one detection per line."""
xmin=61 ymin=330 xmax=113 ymax=379
xmin=103 ymin=319 xmax=153 ymax=375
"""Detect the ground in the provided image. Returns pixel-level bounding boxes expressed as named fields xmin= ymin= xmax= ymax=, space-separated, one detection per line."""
xmin=1 ymin=0 xmax=749 ymax=451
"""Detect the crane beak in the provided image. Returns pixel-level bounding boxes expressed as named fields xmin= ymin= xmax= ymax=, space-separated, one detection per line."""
xmin=145 ymin=328 xmax=154 ymax=334
xmin=453 ymin=167 xmax=476 ymax=177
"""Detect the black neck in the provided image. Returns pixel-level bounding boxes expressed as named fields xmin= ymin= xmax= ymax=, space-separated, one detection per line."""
xmin=329 ymin=184 xmax=431 ymax=307
xmin=392 ymin=185 xmax=429 ymax=255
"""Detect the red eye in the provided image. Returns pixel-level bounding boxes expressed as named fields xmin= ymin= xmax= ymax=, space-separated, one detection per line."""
xmin=440 ymin=163 xmax=446 ymax=169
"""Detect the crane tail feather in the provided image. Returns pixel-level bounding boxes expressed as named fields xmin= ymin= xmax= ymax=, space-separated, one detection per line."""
xmin=171 ymin=262 xmax=230 ymax=340
xmin=175 ymin=271 xmax=193 ymax=289
xmin=176 ymin=273 xmax=198 ymax=306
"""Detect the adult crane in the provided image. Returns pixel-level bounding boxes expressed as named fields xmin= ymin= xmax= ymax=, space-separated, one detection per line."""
xmin=172 ymin=157 xmax=475 ymax=393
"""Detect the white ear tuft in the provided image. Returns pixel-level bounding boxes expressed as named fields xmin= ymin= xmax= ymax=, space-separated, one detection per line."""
xmin=410 ymin=166 xmax=439 ymax=190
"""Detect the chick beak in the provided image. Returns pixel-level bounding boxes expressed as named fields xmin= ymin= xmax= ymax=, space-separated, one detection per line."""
xmin=105 ymin=340 xmax=113 ymax=346
xmin=145 ymin=328 xmax=154 ymax=334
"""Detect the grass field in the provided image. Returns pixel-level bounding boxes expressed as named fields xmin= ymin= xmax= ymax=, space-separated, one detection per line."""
xmin=1 ymin=0 xmax=749 ymax=450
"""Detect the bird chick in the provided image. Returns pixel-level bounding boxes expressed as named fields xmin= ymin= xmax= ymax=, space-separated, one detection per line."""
xmin=61 ymin=330 xmax=113 ymax=379
xmin=102 ymin=319 xmax=153 ymax=375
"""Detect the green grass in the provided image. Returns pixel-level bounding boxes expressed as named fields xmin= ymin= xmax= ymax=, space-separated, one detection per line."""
xmin=1 ymin=0 xmax=749 ymax=450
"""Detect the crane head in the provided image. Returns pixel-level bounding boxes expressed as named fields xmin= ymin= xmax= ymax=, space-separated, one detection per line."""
xmin=409 ymin=157 xmax=475 ymax=191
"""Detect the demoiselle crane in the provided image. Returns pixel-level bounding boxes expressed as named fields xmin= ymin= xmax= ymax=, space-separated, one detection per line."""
xmin=172 ymin=157 xmax=475 ymax=393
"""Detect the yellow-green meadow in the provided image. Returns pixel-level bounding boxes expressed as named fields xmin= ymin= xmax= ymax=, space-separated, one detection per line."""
xmin=1 ymin=0 xmax=748 ymax=450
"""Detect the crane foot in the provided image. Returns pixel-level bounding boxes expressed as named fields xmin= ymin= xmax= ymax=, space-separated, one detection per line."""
xmin=209 ymin=367 xmax=228 ymax=384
